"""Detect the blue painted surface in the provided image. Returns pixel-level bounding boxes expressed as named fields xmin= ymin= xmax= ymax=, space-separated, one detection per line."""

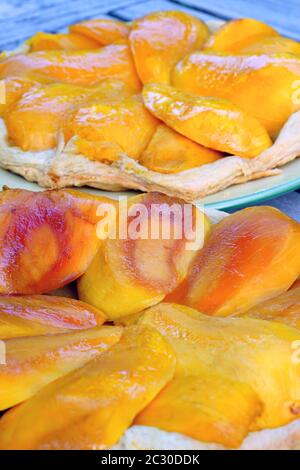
xmin=0 ymin=0 xmax=299 ymax=215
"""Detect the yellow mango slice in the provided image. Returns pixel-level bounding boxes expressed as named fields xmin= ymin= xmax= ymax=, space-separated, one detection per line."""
xmin=0 ymin=326 xmax=176 ymax=450
xmin=241 ymin=36 xmax=300 ymax=55
xmin=63 ymin=94 xmax=158 ymax=160
xmin=204 ymin=18 xmax=278 ymax=53
xmin=139 ymin=303 xmax=300 ymax=432
xmin=241 ymin=286 xmax=300 ymax=330
xmin=140 ymin=124 xmax=222 ymax=173
xmin=130 ymin=10 xmax=208 ymax=84
xmin=70 ymin=19 xmax=130 ymax=45
xmin=143 ymin=83 xmax=272 ymax=157
xmin=0 ymin=295 xmax=106 ymax=339
xmin=28 ymin=32 xmax=101 ymax=51
xmin=172 ymin=51 xmax=300 ymax=137
xmin=0 ymin=76 xmax=37 ymax=117
xmin=78 ymin=192 xmax=211 ymax=320
xmin=0 ymin=325 xmax=122 ymax=410
xmin=136 ymin=375 xmax=262 ymax=449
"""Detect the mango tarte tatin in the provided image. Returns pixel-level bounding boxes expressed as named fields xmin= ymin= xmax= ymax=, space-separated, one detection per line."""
xmin=0 ymin=188 xmax=299 ymax=449
xmin=0 ymin=13 xmax=299 ymax=200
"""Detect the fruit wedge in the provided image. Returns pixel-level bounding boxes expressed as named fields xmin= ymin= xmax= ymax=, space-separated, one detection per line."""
xmin=143 ymin=83 xmax=271 ymax=157
xmin=204 ymin=18 xmax=278 ymax=53
xmin=27 ymin=32 xmax=101 ymax=51
xmin=130 ymin=10 xmax=208 ymax=84
xmin=70 ymin=18 xmax=130 ymax=45
xmin=78 ymin=192 xmax=211 ymax=320
xmin=140 ymin=124 xmax=222 ymax=173
xmin=138 ymin=303 xmax=300 ymax=433
xmin=166 ymin=206 xmax=300 ymax=316
xmin=0 ymin=188 xmax=111 ymax=294
xmin=241 ymin=286 xmax=300 ymax=330
xmin=172 ymin=51 xmax=300 ymax=137
xmin=63 ymin=94 xmax=158 ymax=161
xmin=0 ymin=295 xmax=106 ymax=339
xmin=241 ymin=36 xmax=300 ymax=55
xmin=0 ymin=41 xmax=141 ymax=91
xmin=0 ymin=326 xmax=176 ymax=450
xmin=0 ymin=325 xmax=122 ymax=410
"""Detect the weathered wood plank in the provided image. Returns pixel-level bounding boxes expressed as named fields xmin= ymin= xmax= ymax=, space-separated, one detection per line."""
xmin=179 ymin=0 xmax=300 ymax=39
xmin=110 ymin=0 xmax=219 ymax=21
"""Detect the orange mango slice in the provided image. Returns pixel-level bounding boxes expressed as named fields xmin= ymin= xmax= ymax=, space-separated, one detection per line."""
xmin=78 ymin=192 xmax=211 ymax=320
xmin=63 ymin=94 xmax=158 ymax=161
xmin=143 ymin=83 xmax=271 ymax=157
xmin=129 ymin=10 xmax=208 ymax=84
xmin=0 ymin=295 xmax=106 ymax=339
xmin=28 ymin=32 xmax=101 ymax=51
xmin=0 ymin=76 xmax=37 ymax=117
xmin=204 ymin=18 xmax=278 ymax=53
xmin=140 ymin=124 xmax=222 ymax=173
xmin=166 ymin=207 xmax=300 ymax=316
xmin=0 ymin=326 xmax=176 ymax=450
xmin=172 ymin=51 xmax=300 ymax=137
xmin=0 ymin=41 xmax=141 ymax=91
xmin=138 ymin=303 xmax=300 ymax=434
xmin=0 ymin=325 xmax=122 ymax=410
xmin=241 ymin=36 xmax=300 ymax=55
xmin=70 ymin=18 xmax=130 ymax=45
xmin=0 ymin=188 xmax=111 ymax=294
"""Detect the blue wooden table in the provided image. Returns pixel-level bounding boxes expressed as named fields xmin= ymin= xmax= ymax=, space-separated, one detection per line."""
xmin=1 ymin=0 xmax=300 ymax=219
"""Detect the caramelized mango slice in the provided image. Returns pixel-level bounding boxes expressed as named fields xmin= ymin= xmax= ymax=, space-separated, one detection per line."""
xmin=139 ymin=303 xmax=300 ymax=432
xmin=5 ymin=79 xmax=134 ymax=151
xmin=5 ymin=82 xmax=94 ymax=151
xmin=241 ymin=36 xmax=300 ymax=55
xmin=140 ymin=124 xmax=222 ymax=173
xmin=172 ymin=52 xmax=300 ymax=137
xmin=0 ymin=325 xmax=122 ymax=410
xmin=136 ymin=375 xmax=262 ymax=449
xmin=70 ymin=19 xmax=130 ymax=45
xmin=28 ymin=32 xmax=101 ymax=51
xmin=0 ymin=295 xmax=106 ymax=339
xmin=78 ymin=192 xmax=211 ymax=320
xmin=242 ymin=286 xmax=300 ymax=330
xmin=0 ymin=41 xmax=141 ymax=91
xmin=130 ymin=11 xmax=208 ymax=84
xmin=143 ymin=84 xmax=271 ymax=157
xmin=0 ymin=188 xmax=110 ymax=294
xmin=166 ymin=207 xmax=300 ymax=316
xmin=0 ymin=77 xmax=37 ymax=117
xmin=63 ymin=95 xmax=158 ymax=160
xmin=0 ymin=326 xmax=176 ymax=450
xmin=204 ymin=18 xmax=278 ymax=53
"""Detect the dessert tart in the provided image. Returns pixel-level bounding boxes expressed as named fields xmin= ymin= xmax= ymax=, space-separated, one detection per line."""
xmin=0 ymin=188 xmax=299 ymax=449
xmin=0 ymin=13 xmax=299 ymax=201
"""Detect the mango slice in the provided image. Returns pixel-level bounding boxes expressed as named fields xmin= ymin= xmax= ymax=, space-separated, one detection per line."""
xmin=0 ymin=188 xmax=110 ymax=294
xmin=70 ymin=19 xmax=130 ymax=45
xmin=204 ymin=18 xmax=278 ymax=53
xmin=0 ymin=76 xmax=37 ymax=117
xmin=130 ymin=11 xmax=208 ymax=84
xmin=63 ymin=95 xmax=158 ymax=161
xmin=140 ymin=124 xmax=222 ymax=173
xmin=0 ymin=295 xmax=106 ymax=339
xmin=78 ymin=192 xmax=211 ymax=320
xmin=136 ymin=375 xmax=262 ymax=449
xmin=0 ymin=326 xmax=176 ymax=450
xmin=0 ymin=325 xmax=122 ymax=410
xmin=242 ymin=286 xmax=300 ymax=330
xmin=27 ymin=32 xmax=101 ymax=51
xmin=166 ymin=206 xmax=300 ymax=316
xmin=241 ymin=36 xmax=300 ymax=55
xmin=0 ymin=41 xmax=141 ymax=91
xmin=138 ymin=303 xmax=300 ymax=434
xmin=172 ymin=51 xmax=300 ymax=137
xmin=143 ymin=83 xmax=271 ymax=157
